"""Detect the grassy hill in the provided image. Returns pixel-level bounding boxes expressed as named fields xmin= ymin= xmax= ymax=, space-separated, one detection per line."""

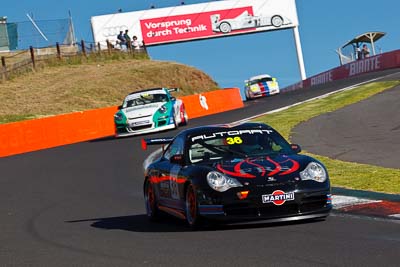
xmin=0 ymin=58 xmax=219 ymax=123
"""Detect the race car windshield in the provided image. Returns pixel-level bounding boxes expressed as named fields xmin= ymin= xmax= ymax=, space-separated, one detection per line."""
xmin=249 ymin=77 xmax=273 ymax=85
xmin=188 ymin=131 xmax=293 ymax=163
xmin=124 ymin=93 xmax=168 ymax=107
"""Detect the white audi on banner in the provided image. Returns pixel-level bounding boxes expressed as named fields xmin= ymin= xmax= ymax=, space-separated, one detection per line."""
xmin=91 ymin=0 xmax=299 ymax=47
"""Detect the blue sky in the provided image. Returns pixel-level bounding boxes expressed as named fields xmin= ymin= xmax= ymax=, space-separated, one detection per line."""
xmin=2 ymin=0 xmax=399 ymax=90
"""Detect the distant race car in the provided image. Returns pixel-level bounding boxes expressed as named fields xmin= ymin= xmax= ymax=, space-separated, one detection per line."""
xmin=244 ymin=74 xmax=280 ymax=100
xmin=211 ymin=10 xmax=290 ymax=34
xmin=114 ymin=87 xmax=188 ymax=137
xmin=142 ymin=122 xmax=332 ymax=228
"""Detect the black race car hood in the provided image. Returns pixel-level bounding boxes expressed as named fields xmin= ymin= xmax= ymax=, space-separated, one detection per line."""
xmin=213 ymin=154 xmax=312 ymax=180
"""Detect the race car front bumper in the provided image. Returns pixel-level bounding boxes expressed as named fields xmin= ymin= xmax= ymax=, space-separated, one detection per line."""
xmin=115 ymin=114 xmax=178 ymax=137
xmin=115 ymin=123 xmax=175 ymax=137
xmin=198 ymin=189 xmax=332 ymax=223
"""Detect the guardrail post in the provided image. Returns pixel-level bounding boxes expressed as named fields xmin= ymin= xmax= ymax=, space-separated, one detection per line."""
xmin=106 ymin=39 xmax=111 ymax=55
xmin=81 ymin=40 xmax=87 ymax=57
xmin=142 ymin=41 xmax=148 ymax=55
xmin=56 ymin=42 xmax=62 ymax=60
xmin=127 ymin=41 xmax=132 ymax=53
xmin=1 ymin=56 xmax=8 ymax=80
xmin=29 ymin=46 xmax=36 ymax=70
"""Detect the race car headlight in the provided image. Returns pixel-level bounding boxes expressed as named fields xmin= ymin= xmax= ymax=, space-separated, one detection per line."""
xmin=158 ymin=105 xmax=168 ymax=114
xmin=114 ymin=113 xmax=123 ymax=121
xmin=300 ymin=162 xmax=327 ymax=183
xmin=206 ymin=171 xmax=243 ymax=192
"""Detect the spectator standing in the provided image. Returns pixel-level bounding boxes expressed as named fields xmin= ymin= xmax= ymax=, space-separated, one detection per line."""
xmin=356 ymin=44 xmax=362 ymax=60
xmin=361 ymin=44 xmax=370 ymax=58
xmin=124 ymin=29 xmax=131 ymax=49
xmin=117 ymin=31 xmax=127 ymax=51
xmin=132 ymin=36 xmax=142 ymax=49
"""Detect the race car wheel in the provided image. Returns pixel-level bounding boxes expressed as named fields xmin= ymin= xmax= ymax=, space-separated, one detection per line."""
xmin=179 ymin=106 xmax=188 ymax=126
xmin=245 ymin=89 xmax=251 ymax=101
xmin=144 ymin=179 xmax=160 ymax=221
xmin=219 ymin=22 xmax=232 ymax=33
xmin=173 ymin=117 xmax=179 ymax=129
xmin=271 ymin=15 xmax=283 ymax=27
xmin=185 ymin=184 xmax=201 ymax=229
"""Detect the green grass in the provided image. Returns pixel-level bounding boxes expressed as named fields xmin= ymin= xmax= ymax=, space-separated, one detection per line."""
xmin=254 ymin=81 xmax=400 ymax=194
xmin=0 ymin=114 xmax=38 ymax=124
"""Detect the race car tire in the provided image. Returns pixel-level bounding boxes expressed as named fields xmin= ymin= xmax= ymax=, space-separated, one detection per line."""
xmin=245 ymin=89 xmax=254 ymax=101
xmin=179 ymin=105 xmax=188 ymax=126
xmin=271 ymin=15 xmax=284 ymax=27
xmin=245 ymin=89 xmax=251 ymax=100
xmin=173 ymin=116 xmax=179 ymax=129
xmin=219 ymin=22 xmax=232 ymax=33
xmin=144 ymin=179 xmax=160 ymax=221
xmin=185 ymin=184 xmax=202 ymax=229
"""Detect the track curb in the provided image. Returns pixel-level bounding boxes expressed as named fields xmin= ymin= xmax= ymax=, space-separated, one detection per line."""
xmin=332 ymin=187 xmax=400 ymax=220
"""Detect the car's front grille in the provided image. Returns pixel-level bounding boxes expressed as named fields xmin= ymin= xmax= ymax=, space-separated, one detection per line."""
xmin=157 ymin=120 xmax=167 ymax=126
xmin=129 ymin=124 xmax=152 ymax=131
xmin=224 ymin=193 xmax=328 ymax=218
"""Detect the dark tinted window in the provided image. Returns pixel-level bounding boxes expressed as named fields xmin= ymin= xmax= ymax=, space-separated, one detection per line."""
xmin=163 ymin=136 xmax=185 ymax=161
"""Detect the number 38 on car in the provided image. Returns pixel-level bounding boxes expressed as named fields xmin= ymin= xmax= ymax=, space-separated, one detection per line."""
xmin=142 ymin=122 xmax=332 ymax=228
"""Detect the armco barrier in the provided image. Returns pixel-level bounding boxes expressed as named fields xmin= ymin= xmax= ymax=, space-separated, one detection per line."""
xmin=0 ymin=87 xmax=243 ymax=157
xmin=283 ymin=49 xmax=400 ymax=92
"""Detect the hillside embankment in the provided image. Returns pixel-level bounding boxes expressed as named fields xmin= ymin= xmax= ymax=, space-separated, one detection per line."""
xmin=0 ymin=58 xmax=219 ymax=123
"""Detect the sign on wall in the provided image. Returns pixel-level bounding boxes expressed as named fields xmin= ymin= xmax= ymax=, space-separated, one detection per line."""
xmin=91 ymin=0 xmax=299 ymax=47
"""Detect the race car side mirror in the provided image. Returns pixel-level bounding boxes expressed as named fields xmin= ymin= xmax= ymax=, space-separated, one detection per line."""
xmin=117 ymin=105 xmax=123 ymax=110
xmin=170 ymin=154 xmax=184 ymax=165
xmin=290 ymin=144 xmax=302 ymax=153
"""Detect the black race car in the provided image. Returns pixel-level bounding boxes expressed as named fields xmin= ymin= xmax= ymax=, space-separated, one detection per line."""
xmin=142 ymin=122 xmax=332 ymax=228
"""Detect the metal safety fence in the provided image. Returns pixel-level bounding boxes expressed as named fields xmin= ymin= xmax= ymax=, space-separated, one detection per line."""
xmin=0 ymin=18 xmax=74 ymax=51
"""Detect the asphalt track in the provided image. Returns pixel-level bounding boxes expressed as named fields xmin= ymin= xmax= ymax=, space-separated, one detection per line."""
xmin=1 ymin=69 xmax=400 ymax=266
xmin=292 ymin=75 xmax=400 ymax=169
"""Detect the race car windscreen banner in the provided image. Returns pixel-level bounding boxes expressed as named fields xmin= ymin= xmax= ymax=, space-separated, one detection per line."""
xmin=91 ymin=0 xmax=299 ymax=47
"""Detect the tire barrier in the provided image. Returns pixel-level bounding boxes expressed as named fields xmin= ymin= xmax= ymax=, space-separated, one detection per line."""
xmin=0 ymin=87 xmax=243 ymax=157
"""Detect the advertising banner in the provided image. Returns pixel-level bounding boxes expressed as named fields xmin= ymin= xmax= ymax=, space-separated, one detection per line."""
xmin=282 ymin=49 xmax=400 ymax=92
xmin=91 ymin=0 xmax=298 ymax=47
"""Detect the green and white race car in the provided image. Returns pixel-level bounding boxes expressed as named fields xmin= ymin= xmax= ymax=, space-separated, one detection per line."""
xmin=114 ymin=88 xmax=188 ymax=137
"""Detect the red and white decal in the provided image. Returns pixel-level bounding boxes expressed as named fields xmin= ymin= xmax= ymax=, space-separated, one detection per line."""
xmin=217 ymin=157 xmax=299 ymax=178
xmin=262 ymin=190 xmax=294 ymax=205
xmin=140 ymin=7 xmax=253 ymax=45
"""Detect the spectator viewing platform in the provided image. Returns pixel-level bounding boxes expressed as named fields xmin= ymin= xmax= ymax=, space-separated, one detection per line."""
xmin=337 ymin=31 xmax=386 ymax=65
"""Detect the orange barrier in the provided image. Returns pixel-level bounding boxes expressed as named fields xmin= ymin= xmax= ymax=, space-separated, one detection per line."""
xmin=180 ymin=88 xmax=243 ymax=119
xmin=0 ymin=106 xmax=118 ymax=157
xmin=0 ymin=88 xmax=243 ymax=157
